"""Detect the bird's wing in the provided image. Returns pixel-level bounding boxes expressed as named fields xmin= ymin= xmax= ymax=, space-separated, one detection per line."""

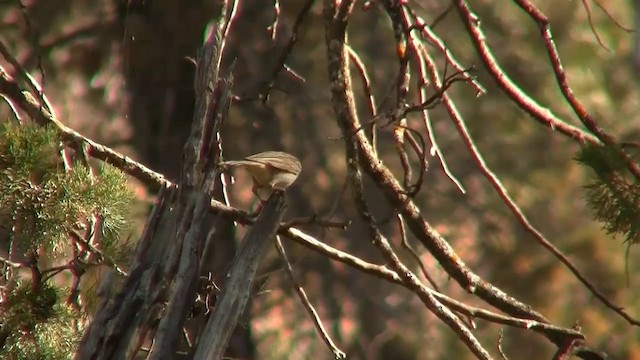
xmin=245 ymin=152 xmax=301 ymax=174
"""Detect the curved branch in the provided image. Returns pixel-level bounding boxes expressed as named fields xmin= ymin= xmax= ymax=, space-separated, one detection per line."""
xmin=409 ymin=3 xmax=640 ymax=328
xmin=453 ymin=0 xmax=600 ymax=145
xmin=511 ymin=0 xmax=640 ymax=182
xmin=323 ymin=1 xmax=608 ymax=358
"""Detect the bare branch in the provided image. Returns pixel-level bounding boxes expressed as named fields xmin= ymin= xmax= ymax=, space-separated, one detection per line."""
xmin=347 ymin=45 xmax=378 ymax=150
xmin=269 ymin=0 xmax=281 ymax=40
xmin=579 ymin=0 xmax=611 ymax=51
xmin=453 ymin=0 xmax=600 ymax=145
xmin=403 ymin=7 xmax=486 ymax=96
xmin=274 ymin=236 xmax=346 ymax=359
xmin=263 ymin=0 xmax=315 ymax=102
xmin=0 ymin=93 xmax=21 ymax=123
xmin=396 ymin=213 xmax=439 ymax=290
xmin=406 ymin=8 xmax=640 ymax=326
xmin=324 ymin=1 xmax=492 ymax=357
xmin=591 ymin=0 xmax=633 ymax=32
xmin=512 ymin=0 xmax=640 ymax=182
xmin=497 ymin=329 xmax=509 ymax=360
xmin=324 ymin=1 xmax=607 ymax=358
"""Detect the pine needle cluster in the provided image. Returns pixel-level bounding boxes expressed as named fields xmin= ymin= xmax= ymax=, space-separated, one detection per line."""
xmin=0 ymin=121 xmax=135 ymax=359
xmin=576 ymin=144 xmax=640 ymax=245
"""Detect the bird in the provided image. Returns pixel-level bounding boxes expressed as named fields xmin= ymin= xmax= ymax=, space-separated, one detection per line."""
xmin=217 ymin=151 xmax=302 ymax=200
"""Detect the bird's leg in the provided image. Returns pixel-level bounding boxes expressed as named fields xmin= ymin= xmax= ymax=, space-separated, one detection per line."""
xmin=249 ymin=180 xmax=265 ymax=218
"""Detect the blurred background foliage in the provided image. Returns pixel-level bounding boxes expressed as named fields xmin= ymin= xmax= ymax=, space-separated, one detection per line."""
xmin=1 ymin=0 xmax=639 ymax=359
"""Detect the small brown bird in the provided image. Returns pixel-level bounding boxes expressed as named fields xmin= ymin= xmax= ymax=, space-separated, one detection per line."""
xmin=218 ymin=151 xmax=302 ymax=200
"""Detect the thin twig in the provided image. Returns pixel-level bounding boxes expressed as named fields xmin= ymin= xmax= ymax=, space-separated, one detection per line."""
xmin=392 ymin=125 xmax=428 ymax=197
xmin=0 ymin=256 xmax=25 ymax=268
xmin=403 ymin=6 xmax=486 ymax=95
xmin=453 ymin=0 xmax=600 ymax=145
xmin=21 ymin=22 xmax=110 ymax=69
xmin=264 ymin=0 xmax=315 ymax=102
xmin=69 ymin=229 xmax=128 ymax=277
xmin=579 ymin=0 xmax=611 ymax=51
xmin=347 ymin=45 xmax=378 ymax=151
xmin=0 ymin=94 xmax=21 ymax=123
xmin=18 ymin=0 xmax=46 ymax=97
xmin=396 ymin=214 xmax=439 ymax=290
xmin=552 ymin=337 xmax=580 ymax=360
xmin=512 ymin=0 xmax=640 ymax=182
xmin=269 ymin=0 xmax=281 ymax=40
xmin=591 ymin=0 xmax=633 ymax=32
xmin=403 ymin=24 xmax=466 ymax=193
xmin=394 ymin=119 xmax=414 ymax=190
xmin=325 ymin=1 xmax=492 ymax=357
xmin=497 ymin=329 xmax=509 ymax=360
xmin=415 ymin=15 xmax=640 ymax=326
xmin=0 ymin=38 xmax=55 ymax=118
xmin=430 ymin=4 xmax=454 ymax=30
xmin=275 ymin=236 xmax=346 ymax=359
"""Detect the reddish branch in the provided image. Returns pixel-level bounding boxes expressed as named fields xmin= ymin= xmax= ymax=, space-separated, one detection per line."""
xmin=325 ymin=0 xmax=609 ymax=358
xmin=453 ymin=0 xmax=599 ymax=145
xmin=450 ymin=0 xmax=640 ymax=327
xmin=511 ymin=0 xmax=640 ymax=182
xmin=400 ymin=7 xmax=467 ymax=193
xmin=396 ymin=1 xmax=640 ymax=328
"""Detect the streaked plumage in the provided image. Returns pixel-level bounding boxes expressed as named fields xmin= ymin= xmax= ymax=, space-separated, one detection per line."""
xmin=218 ymin=151 xmax=301 ymax=200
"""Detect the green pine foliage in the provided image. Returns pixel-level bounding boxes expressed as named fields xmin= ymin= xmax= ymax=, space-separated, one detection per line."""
xmin=0 ymin=122 xmax=133 ymax=257
xmin=0 ymin=281 xmax=79 ymax=360
xmin=576 ymin=144 xmax=640 ymax=244
xmin=0 ymin=121 xmax=135 ymax=358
